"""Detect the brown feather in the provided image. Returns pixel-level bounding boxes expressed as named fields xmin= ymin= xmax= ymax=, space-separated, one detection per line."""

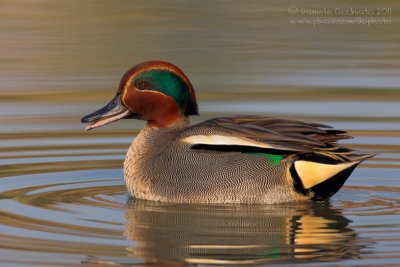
xmin=186 ymin=115 xmax=371 ymax=163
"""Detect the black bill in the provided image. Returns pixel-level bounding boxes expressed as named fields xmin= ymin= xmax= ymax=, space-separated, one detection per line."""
xmin=81 ymin=94 xmax=132 ymax=131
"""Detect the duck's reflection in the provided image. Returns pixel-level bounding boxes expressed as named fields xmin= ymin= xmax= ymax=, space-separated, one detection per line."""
xmin=124 ymin=200 xmax=361 ymax=265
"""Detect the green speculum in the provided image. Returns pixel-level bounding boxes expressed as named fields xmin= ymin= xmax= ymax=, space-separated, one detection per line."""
xmin=242 ymin=152 xmax=284 ymax=166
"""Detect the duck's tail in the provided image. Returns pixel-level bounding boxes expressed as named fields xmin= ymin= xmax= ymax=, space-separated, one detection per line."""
xmin=291 ymin=152 xmax=375 ymax=200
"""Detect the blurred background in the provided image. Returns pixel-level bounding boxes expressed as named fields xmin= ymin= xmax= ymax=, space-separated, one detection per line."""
xmin=0 ymin=1 xmax=399 ymax=266
xmin=1 ymin=0 xmax=399 ymax=132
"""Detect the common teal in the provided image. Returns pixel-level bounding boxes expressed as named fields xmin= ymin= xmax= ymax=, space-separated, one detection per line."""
xmin=81 ymin=61 xmax=374 ymax=204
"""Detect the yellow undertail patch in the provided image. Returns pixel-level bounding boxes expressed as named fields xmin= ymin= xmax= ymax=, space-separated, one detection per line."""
xmin=294 ymin=160 xmax=358 ymax=189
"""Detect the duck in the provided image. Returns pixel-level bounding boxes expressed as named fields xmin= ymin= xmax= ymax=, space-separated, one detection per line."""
xmin=81 ymin=60 xmax=374 ymax=204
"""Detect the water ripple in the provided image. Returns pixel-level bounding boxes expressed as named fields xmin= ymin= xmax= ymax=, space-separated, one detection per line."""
xmin=0 ymin=119 xmax=399 ymax=266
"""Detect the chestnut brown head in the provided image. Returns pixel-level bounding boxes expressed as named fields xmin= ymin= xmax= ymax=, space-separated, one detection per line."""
xmin=81 ymin=61 xmax=198 ymax=130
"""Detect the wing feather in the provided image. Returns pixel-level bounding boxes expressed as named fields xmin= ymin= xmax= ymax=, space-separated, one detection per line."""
xmin=179 ymin=115 xmax=367 ymax=163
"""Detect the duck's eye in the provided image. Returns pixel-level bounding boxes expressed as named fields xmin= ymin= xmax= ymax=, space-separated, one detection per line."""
xmin=136 ymin=81 xmax=150 ymax=90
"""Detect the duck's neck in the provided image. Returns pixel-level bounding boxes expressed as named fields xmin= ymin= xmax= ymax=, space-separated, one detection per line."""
xmin=145 ymin=116 xmax=192 ymax=131
xmin=131 ymin=116 xmax=191 ymax=151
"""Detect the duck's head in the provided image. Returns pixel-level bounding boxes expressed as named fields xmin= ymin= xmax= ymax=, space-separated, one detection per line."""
xmin=81 ymin=61 xmax=198 ymax=130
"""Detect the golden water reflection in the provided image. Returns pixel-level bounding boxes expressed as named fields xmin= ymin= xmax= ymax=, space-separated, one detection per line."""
xmin=124 ymin=200 xmax=362 ymax=265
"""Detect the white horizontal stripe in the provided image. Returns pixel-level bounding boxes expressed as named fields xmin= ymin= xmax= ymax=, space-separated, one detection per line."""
xmin=182 ymin=135 xmax=281 ymax=150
